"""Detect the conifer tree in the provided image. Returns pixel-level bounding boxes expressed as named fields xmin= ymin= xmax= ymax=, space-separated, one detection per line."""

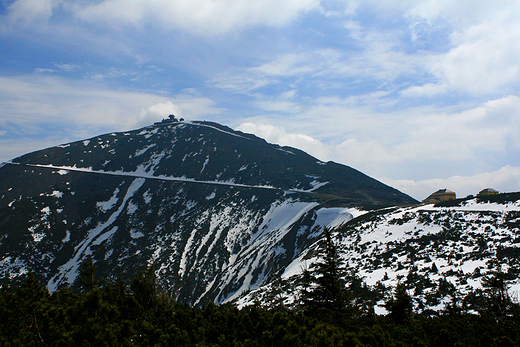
xmin=131 ymin=263 xmax=159 ymax=310
xmin=480 ymin=270 xmax=520 ymax=321
xmin=77 ymin=256 xmax=98 ymax=292
xmin=301 ymin=228 xmax=356 ymax=319
xmin=385 ymin=284 xmax=412 ymax=324
xmin=16 ymin=273 xmax=49 ymax=346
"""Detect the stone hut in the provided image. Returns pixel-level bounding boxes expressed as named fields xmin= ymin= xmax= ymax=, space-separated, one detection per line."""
xmin=478 ymin=188 xmax=499 ymax=196
xmin=422 ymin=189 xmax=456 ymax=204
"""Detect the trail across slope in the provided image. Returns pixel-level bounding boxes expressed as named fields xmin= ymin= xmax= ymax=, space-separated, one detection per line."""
xmin=7 ymin=162 xmax=281 ymax=191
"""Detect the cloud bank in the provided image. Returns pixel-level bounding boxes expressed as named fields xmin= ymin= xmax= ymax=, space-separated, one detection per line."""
xmin=6 ymin=0 xmax=321 ymax=35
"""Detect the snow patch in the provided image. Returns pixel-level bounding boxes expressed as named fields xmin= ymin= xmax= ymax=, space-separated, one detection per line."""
xmin=127 ymin=201 xmax=138 ymax=215
xmin=134 ymin=143 xmax=156 ymax=157
xmin=97 ymin=187 xmax=120 ymax=212
xmin=49 ymin=190 xmax=63 ymax=198
xmin=29 ymin=226 xmax=45 ymax=243
xmin=93 ymin=226 xmax=118 ymax=245
xmin=143 ymin=189 xmax=153 ymax=204
xmin=308 ymin=180 xmax=329 ymax=191
xmin=130 ymin=230 xmax=144 ymax=239
xmin=314 ymin=207 xmax=354 ymax=229
xmin=48 ymin=178 xmax=145 ymax=291
xmin=257 ymin=200 xmax=318 ymax=238
xmin=200 ymin=157 xmax=210 ymax=173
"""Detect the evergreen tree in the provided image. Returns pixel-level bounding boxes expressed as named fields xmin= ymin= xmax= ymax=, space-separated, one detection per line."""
xmin=77 ymin=256 xmax=98 ymax=292
xmin=385 ymin=283 xmax=412 ymax=324
xmin=480 ymin=270 xmax=520 ymax=321
xmin=131 ymin=263 xmax=159 ymax=310
xmin=2 ymin=264 xmax=520 ymax=346
xmin=15 ymin=273 xmax=50 ymax=346
xmin=301 ymin=228 xmax=357 ymax=319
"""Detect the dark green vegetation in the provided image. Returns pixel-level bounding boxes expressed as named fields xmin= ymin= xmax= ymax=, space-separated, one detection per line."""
xmin=2 ymin=238 xmax=520 ymax=347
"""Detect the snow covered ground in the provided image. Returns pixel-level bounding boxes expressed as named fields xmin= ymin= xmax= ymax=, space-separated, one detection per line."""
xmin=236 ymin=198 xmax=520 ymax=312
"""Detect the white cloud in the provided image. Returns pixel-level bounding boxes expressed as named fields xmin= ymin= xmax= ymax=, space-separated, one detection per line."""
xmin=139 ymin=102 xmax=179 ymax=125
xmin=336 ymin=1 xmax=520 ymax=96
xmin=73 ymin=0 xmax=320 ymax=35
xmin=252 ymin=52 xmax=325 ymax=77
xmin=237 ymin=92 xmax=520 ymax=185
xmin=0 ymin=137 xmax=69 ymax=162
xmin=0 ymin=75 xmax=222 ymax=128
xmin=237 ymin=121 xmax=520 ymax=200
xmin=237 ymin=123 xmax=330 ymax=161
xmin=0 ymin=75 xmax=162 ymax=128
xmin=205 ymin=0 xmax=520 ymax=104
xmin=346 ymin=0 xmax=512 ymax=25
xmin=433 ymin=15 xmax=520 ymax=94
xmin=35 ymin=68 xmax=56 ymax=74
xmin=8 ymin=0 xmax=519 ymax=98
xmin=212 ymin=42 xmax=425 ymax=100
xmin=7 ymin=0 xmax=62 ymax=23
xmin=402 ymin=1 xmax=520 ymax=95
xmin=3 ymin=0 xmax=321 ymax=39
xmin=382 ymin=165 xmax=520 ymax=201
xmin=0 ymin=75 xmax=222 ymax=161
xmin=54 ymin=63 xmax=80 ymax=71
xmin=211 ymin=50 xmax=341 ymax=94
xmin=139 ymin=96 xmax=222 ymax=124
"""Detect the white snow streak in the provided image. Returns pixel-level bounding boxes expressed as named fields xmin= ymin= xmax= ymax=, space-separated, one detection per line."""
xmin=48 ymin=178 xmax=145 ymax=291
xmin=21 ymin=163 xmax=279 ymax=191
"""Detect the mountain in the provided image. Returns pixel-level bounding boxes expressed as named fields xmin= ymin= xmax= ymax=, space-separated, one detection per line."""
xmin=0 ymin=120 xmax=416 ymax=304
xmin=237 ymin=193 xmax=520 ymax=313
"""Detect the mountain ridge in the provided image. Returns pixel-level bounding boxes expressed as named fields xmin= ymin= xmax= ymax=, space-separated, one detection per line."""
xmin=9 ymin=120 xmax=416 ymax=207
xmin=0 ymin=120 xmax=417 ymax=305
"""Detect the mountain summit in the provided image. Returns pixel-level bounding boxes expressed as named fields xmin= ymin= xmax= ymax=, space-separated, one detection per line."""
xmin=0 ymin=120 xmax=416 ymax=304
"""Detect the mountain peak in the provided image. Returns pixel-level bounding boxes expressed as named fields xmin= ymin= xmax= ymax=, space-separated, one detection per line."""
xmin=13 ymin=121 xmax=417 ymax=208
xmin=1 ymin=120 xmax=416 ymax=304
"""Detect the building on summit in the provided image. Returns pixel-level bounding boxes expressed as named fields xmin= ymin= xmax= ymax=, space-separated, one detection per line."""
xmin=154 ymin=114 xmax=184 ymax=125
xmin=422 ymin=189 xmax=456 ymax=204
xmin=478 ymin=188 xmax=499 ymax=196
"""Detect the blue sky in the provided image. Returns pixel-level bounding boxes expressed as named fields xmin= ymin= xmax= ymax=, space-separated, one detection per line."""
xmin=1 ymin=0 xmax=520 ymax=200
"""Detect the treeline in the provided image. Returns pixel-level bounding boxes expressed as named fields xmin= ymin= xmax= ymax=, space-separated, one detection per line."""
xmin=1 ymin=231 xmax=520 ymax=346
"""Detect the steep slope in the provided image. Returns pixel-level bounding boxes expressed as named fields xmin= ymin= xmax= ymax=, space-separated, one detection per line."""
xmin=0 ymin=120 xmax=416 ymax=304
xmin=237 ymin=193 xmax=520 ymax=312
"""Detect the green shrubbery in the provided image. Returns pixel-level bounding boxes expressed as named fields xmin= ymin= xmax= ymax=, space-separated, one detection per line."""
xmin=1 ymin=251 xmax=519 ymax=346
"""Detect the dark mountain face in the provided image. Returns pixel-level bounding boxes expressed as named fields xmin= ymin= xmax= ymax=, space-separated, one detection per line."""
xmin=0 ymin=120 xmax=416 ymax=304
xmin=11 ymin=121 xmax=414 ymax=207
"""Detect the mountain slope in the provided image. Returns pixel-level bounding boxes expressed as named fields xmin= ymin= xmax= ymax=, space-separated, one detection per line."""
xmin=237 ymin=193 xmax=520 ymax=312
xmin=0 ymin=120 xmax=416 ymax=304
xmin=11 ymin=121 xmax=414 ymax=207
